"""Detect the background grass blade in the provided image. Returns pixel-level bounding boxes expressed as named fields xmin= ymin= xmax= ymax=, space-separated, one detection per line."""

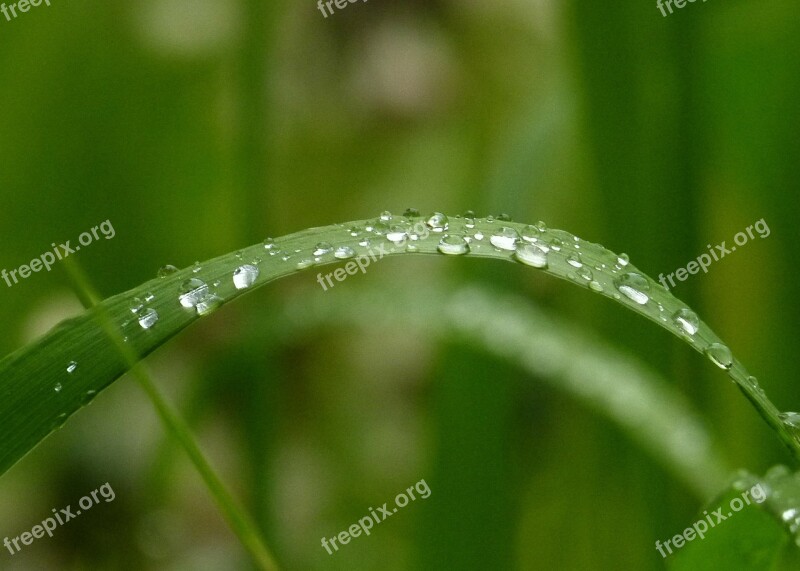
xmin=0 ymin=213 xmax=795 ymax=480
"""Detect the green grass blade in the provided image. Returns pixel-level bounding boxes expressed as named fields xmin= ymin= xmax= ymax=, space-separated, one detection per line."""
xmin=0 ymin=212 xmax=796 ymax=480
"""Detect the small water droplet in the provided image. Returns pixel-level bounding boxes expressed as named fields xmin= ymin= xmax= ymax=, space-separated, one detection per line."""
xmin=705 ymin=343 xmax=733 ymax=370
xmin=358 ymin=237 xmax=372 ymax=248
xmin=233 ymin=264 xmax=260 ymax=290
xmin=138 ymin=308 xmax=159 ymax=330
xmin=438 ymin=235 xmax=470 ymax=255
xmin=514 ymin=243 xmax=548 ymax=268
xmin=473 ymin=231 xmax=484 ymax=241
xmin=312 ymin=242 xmax=333 ymax=257
xmin=535 ymin=221 xmax=547 ymax=232
xmin=192 ymin=261 xmax=202 ymax=273
xmin=67 ymin=361 xmax=78 ymax=374
xmin=179 ymin=278 xmax=209 ymax=308
xmin=348 ymin=226 xmax=362 ymax=237
xmin=263 ymin=237 xmax=276 ymax=250
xmin=379 ymin=210 xmax=393 ymax=222
xmin=521 ymin=225 xmax=540 ymax=242
xmin=778 ymin=412 xmax=800 ymax=429
xmin=490 ymin=227 xmax=519 ymax=251
xmin=566 ymin=253 xmax=583 ymax=268
xmin=144 ymin=292 xmax=155 ymax=302
xmin=54 ymin=383 xmax=62 ymax=393
xmin=50 ymin=413 xmax=68 ymax=430
xmin=426 ymin=212 xmax=449 ymax=232
xmin=386 ymin=224 xmax=409 ymax=243
xmin=576 ymin=267 xmax=593 ymax=281
xmin=673 ymin=308 xmax=700 ymax=335
xmin=81 ymin=389 xmax=97 ymax=405
xmin=745 ymin=375 xmax=760 ymax=389
xmin=496 ymin=213 xmax=512 ymax=222
xmin=617 ymin=253 xmax=630 ymax=267
xmin=129 ymin=297 xmax=144 ymax=315
xmin=613 ymin=272 xmax=650 ymax=305
xmin=549 ymin=238 xmax=563 ymax=251
xmin=158 ymin=265 xmax=178 ymax=278
xmin=196 ymin=294 xmax=223 ymax=316
xmin=296 ymin=258 xmax=314 ymax=269
xmin=588 ymin=280 xmax=603 ymax=292
xmin=334 ymin=246 xmax=356 ymax=259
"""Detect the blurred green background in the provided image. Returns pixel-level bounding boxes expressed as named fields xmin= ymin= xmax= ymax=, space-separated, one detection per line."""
xmin=0 ymin=0 xmax=798 ymax=569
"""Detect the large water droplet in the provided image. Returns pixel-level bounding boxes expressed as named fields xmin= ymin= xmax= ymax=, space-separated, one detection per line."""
xmin=705 ymin=343 xmax=733 ymax=370
xmin=514 ymin=243 xmax=548 ymax=268
xmin=179 ymin=278 xmax=209 ymax=308
xmin=438 ymin=235 xmax=470 ymax=255
xmin=673 ymin=308 xmax=700 ymax=335
xmin=614 ymin=272 xmax=650 ymax=305
xmin=233 ymin=264 xmax=259 ymax=290
xmin=426 ymin=212 xmax=449 ymax=232
xmin=66 ymin=361 xmax=78 ymax=374
xmin=138 ymin=308 xmax=159 ymax=330
xmin=489 ymin=227 xmax=519 ymax=251
xmin=334 ymin=246 xmax=356 ymax=259
xmin=158 ymin=265 xmax=178 ymax=278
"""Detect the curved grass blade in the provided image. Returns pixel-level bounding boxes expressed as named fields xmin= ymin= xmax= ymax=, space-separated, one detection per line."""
xmin=0 ymin=211 xmax=797 ymax=480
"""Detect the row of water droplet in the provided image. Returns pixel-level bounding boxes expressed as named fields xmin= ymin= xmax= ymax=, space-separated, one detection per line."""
xmin=98 ymin=209 xmax=800 ymax=444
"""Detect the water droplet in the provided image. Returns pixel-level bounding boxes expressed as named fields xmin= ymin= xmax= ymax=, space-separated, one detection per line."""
xmin=521 ymin=225 xmax=540 ymax=242
xmin=66 ymin=361 xmax=78 ymax=374
xmin=379 ymin=210 xmax=393 ymax=222
xmin=566 ymin=253 xmax=583 ymax=268
xmin=426 ymin=212 xmax=449 ymax=232
xmin=196 ymin=294 xmax=223 ymax=316
xmin=496 ymin=213 xmax=512 ymax=222
xmin=490 ymin=227 xmax=519 ymax=251
xmin=179 ymin=278 xmax=209 ymax=308
xmin=576 ymin=267 xmax=593 ymax=281
xmin=486 ymin=215 xmax=495 ymax=223
xmin=613 ymin=272 xmax=650 ymax=305
xmin=192 ymin=261 xmax=202 ymax=273
xmin=673 ymin=308 xmax=700 ymax=335
xmin=778 ymin=412 xmax=800 ymax=430
xmin=296 ymin=258 xmax=314 ymax=269
xmin=334 ymin=246 xmax=356 ymax=259
xmin=745 ymin=375 xmax=760 ymax=389
xmin=705 ymin=343 xmax=733 ymax=370
xmin=386 ymin=224 xmax=409 ymax=243
xmin=50 ymin=413 xmax=68 ymax=431
xmin=438 ymin=235 xmax=470 ymax=255
xmin=158 ymin=265 xmax=178 ymax=278
xmin=535 ymin=221 xmax=547 ymax=232
xmin=263 ymin=237 xmax=276 ymax=250
xmin=233 ymin=264 xmax=259 ymax=290
xmin=549 ymin=238 xmax=563 ymax=251
xmin=588 ymin=280 xmax=603 ymax=292
xmin=129 ymin=297 xmax=144 ymax=314
xmin=144 ymin=292 xmax=155 ymax=302
xmin=358 ymin=237 xmax=372 ymax=248
xmin=473 ymin=231 xmax=484 ymax=241
xmin=617 ymin=253 xmax=630 ymax=267
xmin=81 ymin=390 xmax=97 ymax=406
xmin=312 ymin=242 xmax=333 ymax=257
xmin=54 ymin=383 xmax=62 ymax=393
xmin=514 ymin=243 xmax=548 ymax=268
xmin=348 ymin=226 xmax=362 ymax=237
xmin=138 ymin=308 xmax=159 ymax=330
xmin=403 ymin=208 xmax=420 ymax=219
